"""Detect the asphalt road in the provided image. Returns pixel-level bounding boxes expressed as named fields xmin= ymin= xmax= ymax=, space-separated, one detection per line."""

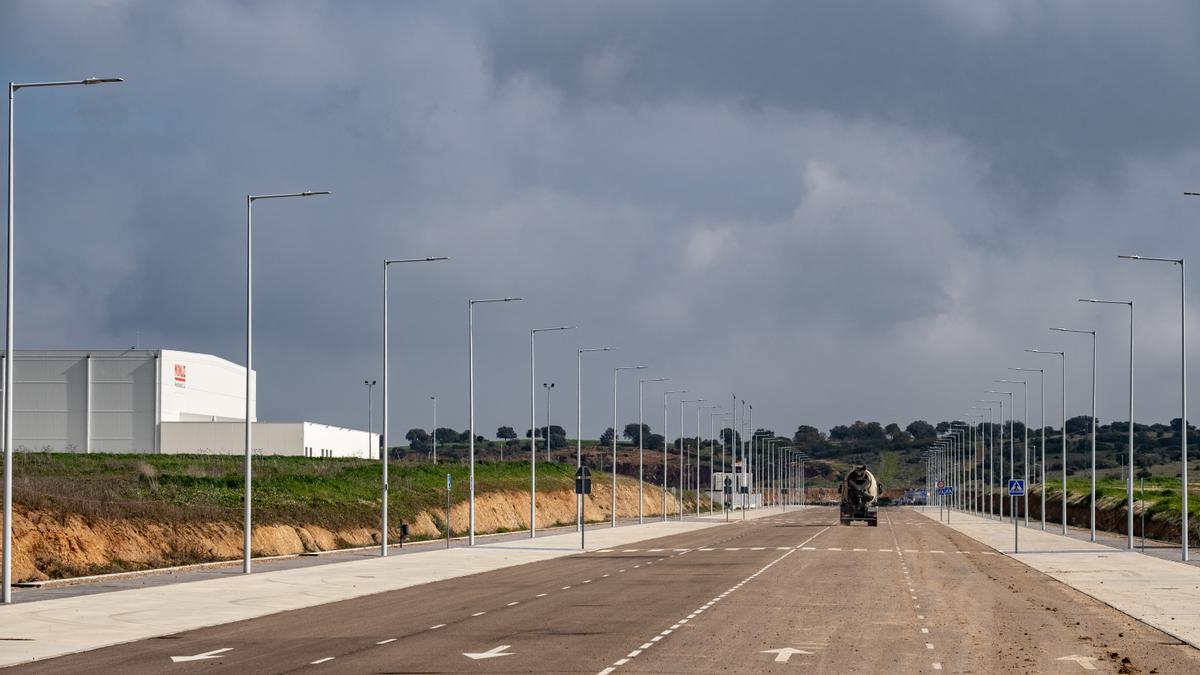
xmin=18 ymin=507 xmax=1200 ymax=674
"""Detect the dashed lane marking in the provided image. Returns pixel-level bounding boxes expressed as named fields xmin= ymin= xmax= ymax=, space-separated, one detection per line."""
xmin=376 ymin=639 xmax=396 ymax=645
xmin=310 ymin=657 xmax=335 ymax=665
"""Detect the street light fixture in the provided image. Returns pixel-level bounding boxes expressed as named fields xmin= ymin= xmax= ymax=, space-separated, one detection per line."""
xmin=678 ymin=398 xmax=705 ymax=519
xmin=467 ymin=296 xmax=523 ymax=545
xmin=4 ymin=76 xmax=124 ymax=603
xmin=986 ymin=390 xmax=1015 ymax=522
xmin=364 ymin=380 xmax=377 ymax=458
xmin=611 ymin=366 xmax=648 ymax=526
xmin=381 ymin=256 xmax=448 ymax=556
xmin=1052 ymin=327 xmax=1098 ymax=541
xmin=972 ymin=405 xmax=995 ymax=517
xmin=1012 ymin=367 xmax=1046 ymax=530
xmin=530 ymin=325 xmax=573 ymax=538
xmin=638 ymin=377 xmax=669 ymax=523
xmin=542 ymin=383 xmax=555 ymax=462
xmin=1080 ymin=298 xmax=1136 ymax=550
xmin=577 ymin=346 xmax=614 ymax=530
xmin=1120 ymin=252 xmax=1187 ymax=559
xmin=430 ymin=396 xmax=438 ymax=463
xmin=697 ymin=405 xmax=721 ymax=516
xmin=1027 ymin=349 xmax=1067 ymax=535
xmin=996 ymin=379 xmax=1029 ymax=526
xmin=243 ymin=189 xmax=331 ymax=573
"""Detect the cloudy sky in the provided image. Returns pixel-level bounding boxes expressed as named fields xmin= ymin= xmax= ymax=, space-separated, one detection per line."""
xmin=3 ymin=0 xmax=1200 ymax=441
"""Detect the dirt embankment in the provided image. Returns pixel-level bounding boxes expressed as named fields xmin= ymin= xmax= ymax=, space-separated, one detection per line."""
xmin=9 ymin=480 xmax=683 ymax=583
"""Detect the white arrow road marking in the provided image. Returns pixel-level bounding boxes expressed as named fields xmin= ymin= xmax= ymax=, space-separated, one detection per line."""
xmin=1056 ymin=655 xmax=1098 ymax=670
xmin=464 ymin=645 xmax=514 ymax=660
xmin=170 ymin=648 xmax=233 ymax=663
xmin=762 ymin=647 xmax=813 ymax=663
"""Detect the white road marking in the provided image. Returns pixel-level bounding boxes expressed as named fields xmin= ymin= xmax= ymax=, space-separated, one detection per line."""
xmin=472 ymin=611 xmax=486 ymax=617
xmin=599 ymin=669 xmax=615 ymax=675
xmin=507 ymin=601 xmax=519 ymax=606
xmin=917 ymin=615 xmax=924 ymax=620
xmin=562 ymin=586 xmax=571 ymax=590
xmin=583 ymin=579 xmax=592 ymax=584
xmin=377 ymin=638 xmax=396 ymax=645
xmin=536 ymin=593 xmax=547 ymax=597
xmin=170 ymin=648 xmax=233 ymax=663
xmin=933 ymin=663 xmax=943 ymax=670
xmin=926 ymin=643 xmax=934 ymax=650
xmin=1056 ymin=655 xmax=1099 ymax=670
xmin=628 ymin=650 xmax=642 ymax=657
xmin=921 ymin=628 xmax=929 ymax=634
xmin=639 ymin=643 xmax=653 ymax=649
xmin=762 ymin=647 xmax=813 ymax=664
xmin=429 ymin=624 xmax=445 ymax=630
xmin=310 ymin=657 xmax=335 ymax=665
xmin=463 ymin=645 xmax=514 ymax=660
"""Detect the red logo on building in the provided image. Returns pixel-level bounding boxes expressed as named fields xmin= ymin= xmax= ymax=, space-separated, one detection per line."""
xmin=174 ymin=363 xmax=187 ymax=385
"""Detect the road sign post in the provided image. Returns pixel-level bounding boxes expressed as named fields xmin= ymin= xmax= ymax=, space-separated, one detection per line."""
xmin=723 ymin=477 xmax=733 ymax=522
xmin=1009 ymin=479 xmax=1026 ymax=552
xmin=576 ymin=467 xmax=592 ymax=549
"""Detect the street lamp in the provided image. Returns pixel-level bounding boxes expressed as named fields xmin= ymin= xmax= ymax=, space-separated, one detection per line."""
xmin=364 ymin=380 xmax=377 ymax=458
xmin=973 ymin=403 xmax=997 ymax=518
xmin=530 ymin=325 xmax=573 ymax=538
xmin=430 ymin=396 xmax=438 ymax=463
xmin=1027 ymin=349 xmax=1067 ymax=534
xmin=1079 ymin=298 xmax=1135 ymax=550
xmin=697 ymin=405 xmax=721 ymax=516
xmin=996 ymin=379 xmax=1029 ymax=526
xmin=707 ymin=409 xmax=726 ymax=515
xmin=1120 ymin=253 xmax=1187 ymax=559
xmin=1052 ymin=327 xmax=1098 ymax=542
xmin=4 ymin=76 xmax=123 ymax=602
xmin=542 ymin=383 xmax=555 ymax=462
xmin=382 ymin=256 xmax=448 ymax=556
xmin=612 ymin=366 xmax=647 ymax=526
xmin=662 ymin=389 xmax=687 ymax=519
xmin=638 ymin=377 xmax=668 ymax=523
xmin=244 ymin=189 xmax=331 ymax=573
xmin=468 ymin=296 xmax=523 ymax=545
xmin=1012 ymin=367 xmax=1046 ymax=529
xmin=986 ymin=390 xmax=1015 ymax=522
xmin=577 ymin=346 xmax=614 ymax=530
xmin=979 ymin=399 xmax=1004 ymax=519
xmin=679 ymin=398 xmax=705 ymax=519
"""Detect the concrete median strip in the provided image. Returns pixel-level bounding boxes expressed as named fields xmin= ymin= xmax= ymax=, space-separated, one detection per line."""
xmin=0 ymin=508 xmax=789 ymax=667
xmin=913 ymin=507 xmax=1200 ymax=650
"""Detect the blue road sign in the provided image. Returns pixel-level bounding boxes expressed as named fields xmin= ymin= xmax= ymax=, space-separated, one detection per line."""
xmin=447 ymin=473 xmax=452 ymax=490
xmin=937 ymin=486 xmax=954 ymax=496
xmin=1008 ymin=479 xmax=1025 ymax=496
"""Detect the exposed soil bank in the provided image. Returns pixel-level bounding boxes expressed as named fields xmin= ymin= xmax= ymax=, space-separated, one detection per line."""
xmin=8 ymin=480 xmax=684 ymax=583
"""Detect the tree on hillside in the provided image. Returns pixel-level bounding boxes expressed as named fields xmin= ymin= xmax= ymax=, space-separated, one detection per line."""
xmin=721 ymin=428 xmax=742 ymax=448
xmin=624 ymin=423 xmax=652 ymax=444
xmin=793 ymin=425 xmax=823 ymax=448
xmin=647 ymin=433 xmax=665 ymax=450
xmin=906 ymin=420 xmax=936 ymax=439
xmin=600 ymin=427 xmax=615 ymax=445
xmin=406 ymin=428 xmax=430 ymax=451
xmin=1066 ymin=416 xmax=1096 ymax=435
xmin=496 ymin=426 xmax=517 ymax=440
xmin=435 ymin=427 xmax=459 ymax=444
xmin=829 ymin=424 xmax=851 ymax=440
xmin=936 ymin=421 xmax=951 ymax=434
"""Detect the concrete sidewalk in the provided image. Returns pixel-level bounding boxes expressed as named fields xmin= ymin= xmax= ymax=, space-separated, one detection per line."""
xmin=0 ymin=507 xmax=786 ymax=667
xmin=914 ymin=507 xmax=1200 ymax=650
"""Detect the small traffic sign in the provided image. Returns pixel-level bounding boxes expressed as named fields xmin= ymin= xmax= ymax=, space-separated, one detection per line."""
xmin=575 ymin=466 xmax=592 ymax=495
xmin=446 ymin=473 xmax=452 ymax=490
xmin=1008 ymin=479 xmax=1025 ymax=496
xmin=936 ymin=480 xmax=945 ymax=489
xmin=937 ymin=486 xmax=954 ymax=496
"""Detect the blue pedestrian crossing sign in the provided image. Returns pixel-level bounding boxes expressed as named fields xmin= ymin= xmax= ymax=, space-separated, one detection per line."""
xmin=937 ymin=486 xmax=954 ymax=496
xmin=1008 ymin=479 xmax=1025 ymax=496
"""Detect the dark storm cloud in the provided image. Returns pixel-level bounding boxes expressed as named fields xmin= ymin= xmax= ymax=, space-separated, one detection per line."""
xmin=3 ymin=0 xmax=1200 ymax=438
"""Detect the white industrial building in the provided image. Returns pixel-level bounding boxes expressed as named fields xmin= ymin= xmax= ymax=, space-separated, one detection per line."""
xmin=0 ymin=349 xmax=376 ymax=458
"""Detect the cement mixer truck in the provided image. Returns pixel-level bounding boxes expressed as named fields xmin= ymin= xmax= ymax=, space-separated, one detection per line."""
xmin=839 ymin=465 xmax=880 ymax=526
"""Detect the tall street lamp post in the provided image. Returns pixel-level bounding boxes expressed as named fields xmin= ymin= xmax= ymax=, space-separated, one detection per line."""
xmin=986 ymin=391 xmax=1014 ymax=522
xmin=1027 ymin=349 xmax=1067 ymax=534
xmin=364 ymin=380 xmax=376 ymax=457
xmin=1012 ymin=367 xmax=1046 ymax=529
xmin=468 ymin=297 xmax=522 ymax=546
xmin=679 ymin=398 xmax=705 ymax=519
xmin=4 ymin=76 xmax=123 ymax=602
xmin=996 ymin=379 xmax=1029 ymax=525
xmin=530 ymin=326 xmax=573 ymax=538
xmin=662 ymin=390 xmax=687 ymax=519
xmin=577 ymin=346 xmax=614 ymax=530
xmin=1052 ymin=327 xmax=1098 ymax=541
xmin=611 ymin=366 xmax=647 ymax=526
xmin=697 ymin=405 xmax=720 ymax=516
xmin=1120 ymin=253 xmax=1187 ymax=559
xmin=542 ymin=383 xmax=555 ymax=461
xmin=978 ymin=399 xmax=1003 ymax=519
xmin=430 ymin=396 xmax=437 ymax=463
xmin=382 ymin=257 xmax=448 ymax=557
xmin=638 ymin=378 xmax=668 ymax=523
xmin=707 ymin=409 xmax=725 ymax=515
xmin=244 ymin=189 xmax=330 ymax=574
xmin=1080 ymin=298 xmax=1135 ymax=549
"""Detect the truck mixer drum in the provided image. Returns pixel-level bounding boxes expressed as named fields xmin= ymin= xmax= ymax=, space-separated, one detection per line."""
xmin=839 ymin=465 xmax=880 ymax=526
